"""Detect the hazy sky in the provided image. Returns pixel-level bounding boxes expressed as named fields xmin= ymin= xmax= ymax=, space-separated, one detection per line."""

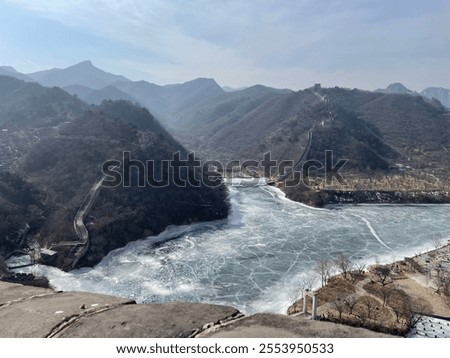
xmin=1 ymin=0 xmax=449 ymax=90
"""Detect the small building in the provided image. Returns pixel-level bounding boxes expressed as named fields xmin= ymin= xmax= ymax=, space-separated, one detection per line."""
xmin=314 ymin=83 xmax=321 ymax=91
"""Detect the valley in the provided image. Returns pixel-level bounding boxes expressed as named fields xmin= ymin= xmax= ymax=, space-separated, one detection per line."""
xmin=1 ymin=61 xmax=450 ymax=338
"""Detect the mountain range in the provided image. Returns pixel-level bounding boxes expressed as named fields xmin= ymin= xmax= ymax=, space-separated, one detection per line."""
xmin=3 ymin=60 xmax=449 ymax=107
xmin=1 ymin=61 xmax=449 ymax=181
xmin=0 ymin=76 xmax=229 ymax=270
xmin=172 ymin=84 xmax=450 ymax=173
xmin=4 ymin=60 xmax=449 ymax=115
xmin=375 ymin=83 xmax=450 ymax=109
xmin=1 ymin=61 xmax=449 ymax=177
xmin=1 ymin=60 xmax=450 ymax=269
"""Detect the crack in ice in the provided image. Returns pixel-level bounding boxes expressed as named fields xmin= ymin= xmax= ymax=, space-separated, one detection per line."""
xmin=351 ymin=213 xmax=393 ymax=251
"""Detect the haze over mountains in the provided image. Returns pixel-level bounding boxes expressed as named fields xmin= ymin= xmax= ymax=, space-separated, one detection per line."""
xmin=1 ymin=60 xmax=450 ymax=180
xmin=2 ymin=60 xmax=448 ymax=114
xmin=421 ymin=87 xmax=450 ymax=109
xmin=1 ymin=61 xmax=450 ymax=179
xmin=375 ymin=83 xmax=450 ymax=109
xmin=63 ymin=84 xmax=137 ymax=106
xmin=4 ymin=60 xmax=450 ymax=111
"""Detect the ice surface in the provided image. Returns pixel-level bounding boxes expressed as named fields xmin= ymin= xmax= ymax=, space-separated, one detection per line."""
xmin=19 ymin=182 xmax=450 ymax=314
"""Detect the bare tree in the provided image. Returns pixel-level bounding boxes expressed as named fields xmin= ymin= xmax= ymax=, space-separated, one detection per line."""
xmin=349 ymin=262 xmax=366 ymax=283
xmin=301 ymin=272 xmax=318 ymax=293
xmin=372 ymin=265 xmax=392 ymax=286
xmin=354 ymin=297 xmax=371 ymax=325
xmin=407 ymin=299 xmax=431 ymax=329
xmin=315 ymin=259 xmax=334 ymax=287
xmin=380 ymin=286 xmax=394 ymax=307
xmin=343 ymin=296 xmax=358 ymax=316
xmin=433 ymin=268 xmax=450 ymax=296
xmin=287 ymin=287 xmax=303 ymax=305
xmin=331 ymin=297 xmax=346 ymax=320
xmin=354 ymin=262 xmax=366 ymax=275
xmin=358 ymin=296 xmax=379 ymax=321
xmin=432 ymin=236 xmax=443 ymax=249
xmin=334 ymin=254 xmax=353 ymax=279
xmin=288 ymin=273 xmax=318 ymax=303
xmin=389 ymin=289 xmax=411 ymax=324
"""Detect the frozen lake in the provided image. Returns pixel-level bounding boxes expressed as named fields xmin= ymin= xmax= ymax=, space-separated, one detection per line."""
xmin=18 ymin=180 xmax=450 ymax=314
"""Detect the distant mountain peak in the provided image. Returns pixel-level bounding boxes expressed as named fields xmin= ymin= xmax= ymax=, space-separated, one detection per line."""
xmin=165 ymin=77 xmax=224 ymax=93
xmin=421 ymin=87 xmax=450 ymax=109
xmin=79 ymin=60 xmax=93 ymax=65
xmin=66 ymin=60 xmax=110 ymax=73
xmin=375 ymin=83 xmax=414 ymax=94
xmin=386 ymin=82 xmax=412 ymax=93
xmin=70 ymin=60 xmax=94 ymax=68
xmin=27 ymin=60 xmax=131 ymax=90
xmin=0 ymin=66 xmax=34 ymax=82
xmin=0 ymin=65 xmax=19 ymax=73
xmin=182 ymin=77 xmax=221 ymax=86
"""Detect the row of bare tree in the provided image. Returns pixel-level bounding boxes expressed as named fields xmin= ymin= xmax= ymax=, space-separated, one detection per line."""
xmin=290 ymin=255 xmax=433 ymax=334
xmin=290 ymin=254 xmax=365 ymax=302
xmin=315 ymin=255 xmax=366 ymax=287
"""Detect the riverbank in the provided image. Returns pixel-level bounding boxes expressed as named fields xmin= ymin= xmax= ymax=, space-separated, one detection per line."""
xmin=323 ymin=190 xmax=450 ymax=206
xmin=281 ymin=184 xmax=450 ymax=207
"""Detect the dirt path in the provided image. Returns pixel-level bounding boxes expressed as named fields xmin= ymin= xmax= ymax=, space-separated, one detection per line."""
xmin=396 ymin=275 xmax=450 ymax=317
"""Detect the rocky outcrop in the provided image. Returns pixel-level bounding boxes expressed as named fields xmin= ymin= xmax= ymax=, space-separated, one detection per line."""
xmin=0 ymin=272 xmax=49 ymax=288
xmin=0 ymin=282 xmax=392 ymax=338
xmin=1 ymin=256 xmax=49 ymax=288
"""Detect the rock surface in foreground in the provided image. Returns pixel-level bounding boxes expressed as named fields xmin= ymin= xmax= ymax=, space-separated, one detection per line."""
xmin=202 ymin=313 xmax=391 ymax=338
xmin=0 ymin=282 xmax=392 ymax=338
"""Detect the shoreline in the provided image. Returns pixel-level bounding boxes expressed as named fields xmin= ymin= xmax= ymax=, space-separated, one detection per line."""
xmin=277 ymin=179 xmax=450 ymax=207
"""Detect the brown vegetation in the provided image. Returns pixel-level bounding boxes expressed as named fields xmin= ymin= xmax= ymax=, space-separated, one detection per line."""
xmin=288 ymin=253 xmax=450 ymax=336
